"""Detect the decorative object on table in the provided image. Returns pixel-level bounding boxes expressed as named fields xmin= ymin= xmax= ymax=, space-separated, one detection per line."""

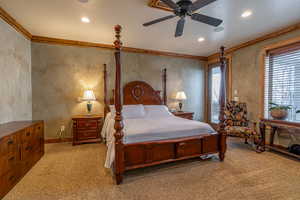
xmin=175 ymin=91 xmax=187 ymax=112
xmin=269 ymin=102 xmax=291 ymax=120
xmin=172 ymin=111 xmax=194 ymax=120
xmin=72 ymin=115 xmax=103 ymax=145
xmin=224 ymin=101 xmax=262 ymax=152
xmin=82 ymin=90 xmax=96 ymax=114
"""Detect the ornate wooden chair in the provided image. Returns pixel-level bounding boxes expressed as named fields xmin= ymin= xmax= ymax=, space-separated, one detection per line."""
xmin=224 ymin=101 xmax=261 ymax=151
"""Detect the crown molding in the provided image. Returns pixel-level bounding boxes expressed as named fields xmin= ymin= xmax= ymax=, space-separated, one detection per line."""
xmin=0 ymin=6 xmax=32 ymax=40
xmin=31 ymin=36 xmax=207 ymax=61
xmin=208 ymin=22 xmax=300 ymax=60
xmin=0 ymin=6 xmax=206 ymax=61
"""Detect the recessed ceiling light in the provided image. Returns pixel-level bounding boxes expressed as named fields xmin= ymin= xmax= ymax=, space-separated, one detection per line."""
xmin=81 ymin=17 xmax=90 ymax=23
xmin=241 ymin=10 xmax=252 ymax=18
xmin=198 ymin=37 xmax=205 ymax=42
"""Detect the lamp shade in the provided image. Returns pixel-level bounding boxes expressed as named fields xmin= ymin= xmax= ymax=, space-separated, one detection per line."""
xmin=82 ymin=90 xmax=96 ymax=101
xmin=176 ymin=91 xmax=187 ymax=100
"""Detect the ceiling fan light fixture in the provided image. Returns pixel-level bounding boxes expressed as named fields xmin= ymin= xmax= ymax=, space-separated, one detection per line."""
xmin=81 ymin=17 xmax=90 ymax=23
xmin=241 ymin=10 xmax=252 ymax=18
xmin=144 ymin=0 xmax=222 ymax=37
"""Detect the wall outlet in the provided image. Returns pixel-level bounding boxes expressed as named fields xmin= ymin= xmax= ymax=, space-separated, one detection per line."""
xmin=60 ymin=125 xmax=65 ymax=132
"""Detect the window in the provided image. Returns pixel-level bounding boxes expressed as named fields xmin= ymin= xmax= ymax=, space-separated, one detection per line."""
xmin=264 ymin=43 xmax=300 ymax=121
xmin=208 ymin=64 xmax=221 ymax=123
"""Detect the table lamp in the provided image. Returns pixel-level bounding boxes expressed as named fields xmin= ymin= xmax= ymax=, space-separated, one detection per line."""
xmin=176 ymin=91 xmax=187 ymax=112
xmin=82 ymin=90 xmax=96 ymax=114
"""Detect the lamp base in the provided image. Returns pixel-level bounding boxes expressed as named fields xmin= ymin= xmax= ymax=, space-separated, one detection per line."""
xmin=87 ymin=102 xmax=92 ymax=114
xmin=179 ymin=102 xmax=183 ymax=112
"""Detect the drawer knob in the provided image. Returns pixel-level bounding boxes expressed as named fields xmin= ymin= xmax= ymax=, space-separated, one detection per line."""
xmin=9 ymin=175 xmax=15 ymax=181
xmin=8 ymin=156 xmax=15 ymax=161
xmin=179 ymin=142 xmax=186 ymax=147
xmin=26 ymin=132 xmax=30 ymax=136
xmin=25 ymin=146 xmax=32 ymax=151
xmin=7 ymin=140 xmax=14 ymax=145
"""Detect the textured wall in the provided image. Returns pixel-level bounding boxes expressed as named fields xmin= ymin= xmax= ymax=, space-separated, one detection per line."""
xmin=31 ymin=43 xmax=205 ymax=139
xmin=231 ymin=29 xmax=300 ymax=122
xmin=0 ymin=18 xmax=32 ymax=124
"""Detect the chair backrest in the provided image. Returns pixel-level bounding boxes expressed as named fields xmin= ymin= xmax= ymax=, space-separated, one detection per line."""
xmin=224 ymin=101 xmax=248 ymax=127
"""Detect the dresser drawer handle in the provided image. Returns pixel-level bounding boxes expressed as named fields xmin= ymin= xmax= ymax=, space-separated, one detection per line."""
xmin=8 ymin=156 xmax=15 ymax=161
xmin=9 ymin=175 xmax=15 ymax=181
xmin=26 ymin=132 xmax=31 ymax=136
xmin=25 ymin=146 xmax=32 ymax=151
xmin=7 ymin=140 xmax=14 ymax=145
xmin=179 ymin=142 xmax=186 ymax=147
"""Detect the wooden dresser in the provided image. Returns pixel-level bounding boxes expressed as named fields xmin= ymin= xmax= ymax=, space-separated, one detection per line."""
xmin=72 ymin=115 xmax=103 ymax=145
xmin=172 ymin=111 xmax=194 ymax=120
xmin=0 ymin=121 xmax=44 ymax=199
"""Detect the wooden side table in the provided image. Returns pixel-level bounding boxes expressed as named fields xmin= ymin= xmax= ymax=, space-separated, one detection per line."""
xmin=259 ymin=118 xmax=300 ymax=159
xmin=72 ymin=115 xmax=103 ymax=145
xmin=172 ymin=111 xmax=194 ymax=120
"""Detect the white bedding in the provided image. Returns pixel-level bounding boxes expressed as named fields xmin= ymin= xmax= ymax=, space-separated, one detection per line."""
xmin=102 ymin=112 xmax=216 ymax=168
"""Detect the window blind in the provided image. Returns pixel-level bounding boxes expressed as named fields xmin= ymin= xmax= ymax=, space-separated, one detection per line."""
xmin=264 ymin=44 xmax=300 ymax=121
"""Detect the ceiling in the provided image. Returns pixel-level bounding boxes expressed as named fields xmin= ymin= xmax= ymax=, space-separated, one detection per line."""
xmin=1 ymin=0 xmax=300 ymax=56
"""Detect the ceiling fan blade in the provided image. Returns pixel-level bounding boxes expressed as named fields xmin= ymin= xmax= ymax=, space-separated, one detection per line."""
xmin=191 ymin=13 xmax=222 ymax=27
xmin=191 ymin=0 xmax=217 ymax=12
xmin=175 ymin=17 xmax=185 ymax=37
xmin=143 ymin=15 xmax=176 ymax=26
xmin=161 ymin=0 xmax=179 ymax=10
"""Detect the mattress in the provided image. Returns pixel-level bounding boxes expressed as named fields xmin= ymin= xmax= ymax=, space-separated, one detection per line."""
xmin=102 ymin=113 xmax=216 ymax=168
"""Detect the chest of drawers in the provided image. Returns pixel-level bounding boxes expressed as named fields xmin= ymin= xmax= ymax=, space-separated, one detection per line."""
xmin=72 ymin=115 xmax=103 ymax=145
xmin=0 ymin=121 xmax=44 ymax=199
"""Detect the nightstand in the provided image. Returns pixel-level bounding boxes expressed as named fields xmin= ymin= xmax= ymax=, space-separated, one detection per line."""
xmin=172 ymin=111 xmax=194 ymax=120
xmin=72 ymin=115 xmax=103 ymax=145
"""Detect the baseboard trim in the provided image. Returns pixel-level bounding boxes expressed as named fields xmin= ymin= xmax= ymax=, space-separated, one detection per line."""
xmin=45 ymin=138 xmax=72 ymax=144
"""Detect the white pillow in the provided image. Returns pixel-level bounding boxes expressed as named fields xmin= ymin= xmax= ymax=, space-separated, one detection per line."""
xmin=144 ymin=105 xmax=172 ymax=118
xmin=109 ymin=104 xmax=145 ymax=119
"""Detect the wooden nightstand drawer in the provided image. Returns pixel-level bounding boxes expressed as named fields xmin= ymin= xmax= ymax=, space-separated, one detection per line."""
xmin=77 ymin=130 xmax=98 ymax=140
xmin=77 ymin=120 xmax=98 ymax=129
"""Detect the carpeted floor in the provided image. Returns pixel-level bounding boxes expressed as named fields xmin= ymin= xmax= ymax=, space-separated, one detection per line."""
xmin=3 ymin=138 xmax=300 ymax=200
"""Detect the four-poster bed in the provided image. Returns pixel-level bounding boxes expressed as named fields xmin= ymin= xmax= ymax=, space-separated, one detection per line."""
xmin=105 ymin=25 xmax=227 ymax=184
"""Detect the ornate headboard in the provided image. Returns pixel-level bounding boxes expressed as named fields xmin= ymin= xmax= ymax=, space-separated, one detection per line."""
xmin=104 ymin=67 xmax=167 ymax=114
xmin=123 ymin=81 xmax=163 ymax=105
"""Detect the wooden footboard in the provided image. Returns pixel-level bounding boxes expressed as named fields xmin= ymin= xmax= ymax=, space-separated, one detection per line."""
xmin=123 ymin=133 xmax=223 ymax=171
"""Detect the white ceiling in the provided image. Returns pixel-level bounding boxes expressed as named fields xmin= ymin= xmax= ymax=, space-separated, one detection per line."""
xmin=1 ymin=0 xmax=300 ymax=56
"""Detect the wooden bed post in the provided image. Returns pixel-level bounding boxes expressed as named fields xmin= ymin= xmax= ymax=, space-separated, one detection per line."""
xmin=113 ymin=25 xmax=125 ymax=184
xmin=218 ymin=46 xmax=227 ymax=161
xmin=104 ymin=63 xmax=109 ymax=116
xmin=162 ymin=68 xmax=167 ymax=105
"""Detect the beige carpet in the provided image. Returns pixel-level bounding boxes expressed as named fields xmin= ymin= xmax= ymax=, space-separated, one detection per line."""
xmin=4 ymin=138 xmax=300 ymax=200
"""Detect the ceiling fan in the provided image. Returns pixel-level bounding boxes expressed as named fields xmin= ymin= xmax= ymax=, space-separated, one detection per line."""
xmin=143 ymin=0 xmax=223 ymax=37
